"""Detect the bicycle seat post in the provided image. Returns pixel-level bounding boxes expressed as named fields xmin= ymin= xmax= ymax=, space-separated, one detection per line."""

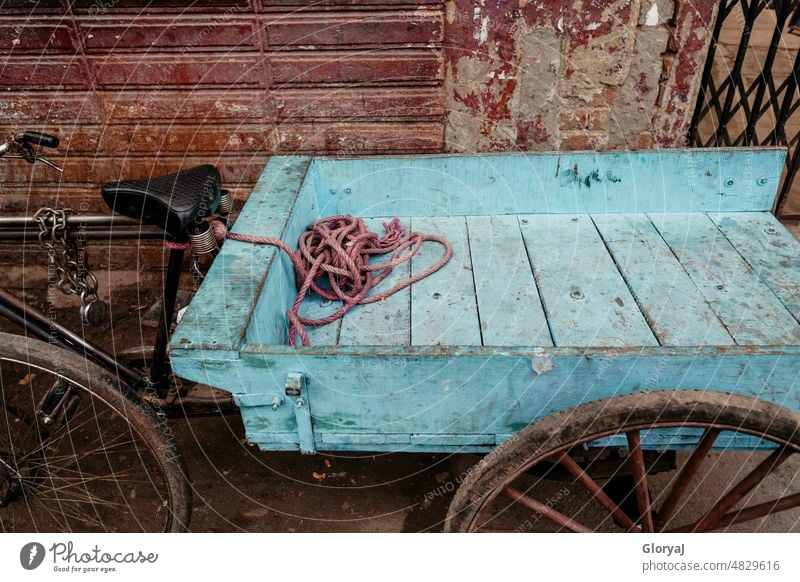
xmin=149 ymin=246 xmax=185 ymax=398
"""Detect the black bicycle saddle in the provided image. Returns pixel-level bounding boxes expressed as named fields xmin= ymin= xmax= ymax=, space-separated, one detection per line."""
xmin=101 ymin=165 xmax=221 ymax=239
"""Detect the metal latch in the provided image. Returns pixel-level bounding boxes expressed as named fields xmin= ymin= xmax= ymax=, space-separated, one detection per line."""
xmin=285 ymin=373 xmax=315 ymax=454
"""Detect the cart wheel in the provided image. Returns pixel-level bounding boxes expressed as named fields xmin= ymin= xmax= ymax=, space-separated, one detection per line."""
xmin=445 ymin=391 xmax=800 ymax=533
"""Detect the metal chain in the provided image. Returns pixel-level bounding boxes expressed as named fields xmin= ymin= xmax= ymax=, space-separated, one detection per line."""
xmin=32 ymin=207 xmax=100 ymax=311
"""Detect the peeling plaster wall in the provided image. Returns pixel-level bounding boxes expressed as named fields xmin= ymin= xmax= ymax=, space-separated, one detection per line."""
xmin=444 ymin=0 xmax=717 ymax=151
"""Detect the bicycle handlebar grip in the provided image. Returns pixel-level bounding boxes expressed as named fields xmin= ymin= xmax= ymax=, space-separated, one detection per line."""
xmin=18 ymin=131 xmax=59 ymax=148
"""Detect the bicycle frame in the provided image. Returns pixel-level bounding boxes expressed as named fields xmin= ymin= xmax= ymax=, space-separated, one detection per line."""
xmin=0 ymin=214 xmax=184 ymax=398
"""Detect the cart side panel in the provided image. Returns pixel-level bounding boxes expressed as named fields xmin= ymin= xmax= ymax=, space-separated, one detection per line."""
xmin=245 ymin=174 xmax=320 ymax=346
xmin=170 ymin=156 xmax=311 ymax=356
xmin=312 ymin=149 xmax=785 ymax=218
xmin=212 ymin=347 xmax=800 ymax=453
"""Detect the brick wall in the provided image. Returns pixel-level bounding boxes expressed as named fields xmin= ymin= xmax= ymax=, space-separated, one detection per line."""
xmin=0 ymin=0 xmax=717 ymax=293
xmin=443 ymin=0 xmax=717 ymax=151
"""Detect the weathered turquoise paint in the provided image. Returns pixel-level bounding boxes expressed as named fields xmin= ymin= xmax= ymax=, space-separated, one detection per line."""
xmin=313 ymin=149 xmax=786 ymax=217
xmin=593 ymin=213 xmax=734 ymax=346
xmin=467 ymin=215 xmax=553 ymax=346
xmin=173 ymin=156 xmax=311 ymax=352
xmin=338 ymin=218 xmax=412 ymax=346
xmin=710 ymin=211 xmax=800 ymax=321
xmin=410 ymin=216 xmax=482 ymax=346
xmin=650 ymin=212 xmax=800 ymax=344
xmin=520 ymin=214 xmax=658 ymax=346
xmin=169 ymin=344 xmax=800 ymax=453
xmin=170 ymin=149 xmax=800 ymax=454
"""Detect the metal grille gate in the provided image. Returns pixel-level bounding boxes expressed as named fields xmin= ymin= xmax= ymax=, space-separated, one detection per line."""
xmin=689 ymin=0 xmax=800 ymax=217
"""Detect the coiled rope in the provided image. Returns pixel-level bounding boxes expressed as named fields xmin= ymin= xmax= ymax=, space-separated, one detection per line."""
xmin=170 ymin=217 xmax=451 ymax=346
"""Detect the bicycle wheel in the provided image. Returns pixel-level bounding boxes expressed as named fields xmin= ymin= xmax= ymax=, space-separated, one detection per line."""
xmin=445 ymin=391 xmax=800 ymax=532
xmin=0 ymin=332 xmax=191 ymax=532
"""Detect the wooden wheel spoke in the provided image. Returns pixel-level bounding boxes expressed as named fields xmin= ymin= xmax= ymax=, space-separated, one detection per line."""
xmin=670 ymin=492 xmax=800 ymax=532
xmin=447 ymin=392 xmax=800 ymax=534
xmin=501 ymin=486 xmax=592 ymax=533
xmin=690 ymin=447 xmax=795 ymax=532
xmin=654 ymin=428 xmax=721 ymax=531
xmin=556 ymin=453 xmax=638 ymax=532
xmin=626 ymin=430 xmax=654 ymax=532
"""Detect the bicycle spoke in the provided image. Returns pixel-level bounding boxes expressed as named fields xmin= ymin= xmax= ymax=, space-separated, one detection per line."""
xmin=1 ymin=342 xmax=184 ymax=533
xmin=626 ymin=430 xmax=654 ymax=532
xmin=655 ymin=428 xmax=720 ymax=531
xmin=556 ymin=453 xmax=638 ymax=532
xmin=501 ymin=486 xmax=592 ymax=533
xmin=27 ymin=470 xmax=145 ymax=496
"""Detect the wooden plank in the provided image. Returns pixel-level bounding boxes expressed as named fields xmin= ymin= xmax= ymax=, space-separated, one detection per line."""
xmin=338 ymin=218 xmax=412 ymax=346
xmin=410 ymin=216 xmax=482 ymax=346
xmin=298 ymin=295 xmax=342 ymax=346
xmin=246 ymin=172 xmax=320 ymax=346
xmin=466 ymin=215 xmax=552 ymax=346
xmin=170 ymin=156 xmax=311 ymax=352
xmin=593 ymin=213 xmax=733 ymax=346
xmin=313 ymin=149 xmax=785 ymax=218
xmin=709 ymin=212 xmax=800 ymax=321
xmin=519 ymin=214 xmax=658 ymax=347
xmin=650 ymin=213 xmax=800 ymax=345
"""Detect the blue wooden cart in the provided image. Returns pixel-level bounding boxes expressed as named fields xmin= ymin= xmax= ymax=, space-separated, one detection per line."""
xmin=170 ymin=149 xmax=800 ymax=532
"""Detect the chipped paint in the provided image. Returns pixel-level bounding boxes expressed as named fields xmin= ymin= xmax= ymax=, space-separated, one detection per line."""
xmin=440 ymin=0 xmax=712 ymax=151
xmin=532 ymin=349 xmax=555 ymax=375
xmin=561 ymin=168 xmax=623 ymax=188
xmin=475 ymin=16 xmax=490 ymax=44
xmin=653 ymin=0 xmax=718 ymax=146
xmin=446 ymin=0 xmax=456 ymax=24
xmin=645 ymin=3 xmax=660 ymax=26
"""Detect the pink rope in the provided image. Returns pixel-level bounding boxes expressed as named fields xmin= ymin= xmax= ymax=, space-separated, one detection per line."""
xmin=171 ymin=217 xmax=451 ymax=346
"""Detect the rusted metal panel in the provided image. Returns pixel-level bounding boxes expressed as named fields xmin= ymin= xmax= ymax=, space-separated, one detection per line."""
xmin=0 ymin=92 xmax=102 ymax=123
xmin=71 ymin=0 xmax=251 ymax=14
xmin=0 ymin=124 xmax=273 ymax=154
xmin=0 ymin=21 xmax=75 ymax=52
xmin=265 ymin=9 xmax=442 ymax=47
xmin=79 ymin=19 xmax=259 ymax=52
xmin=275 ymin=121 xmax=442 ymax=153
xmin=87 ymin=55 xmax=265 ymax=87
xmin=1 ymin=58 xmax=88 ymax=88
xmin=261 ymin=0 xmax=436 ymax=8
xmin=270 ymin=49 xmax=441 ymax=85
xmin=2 ymin=0 xmax=61 ymax=12
xmin=0 ymin=154 xmax=269 ymax=187
xmin=98 ymin=90 xmax=271 ymax=122
xmin=273 ymin=87 xmax=443 ymax=120
xmin=1 ymin=0 xmax=712 ymax=230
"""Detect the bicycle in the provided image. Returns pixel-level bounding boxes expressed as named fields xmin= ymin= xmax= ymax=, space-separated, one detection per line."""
xmin=0 ymin=130 xmax=232 ymax=532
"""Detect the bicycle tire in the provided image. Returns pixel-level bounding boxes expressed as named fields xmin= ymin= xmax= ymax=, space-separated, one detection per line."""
xmin=0 ymin=332 xmax=191 ymax=532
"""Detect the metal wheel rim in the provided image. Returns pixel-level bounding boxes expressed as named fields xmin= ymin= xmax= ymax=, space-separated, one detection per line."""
xmin=0 ymin=355 xmax=175 ymax=532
